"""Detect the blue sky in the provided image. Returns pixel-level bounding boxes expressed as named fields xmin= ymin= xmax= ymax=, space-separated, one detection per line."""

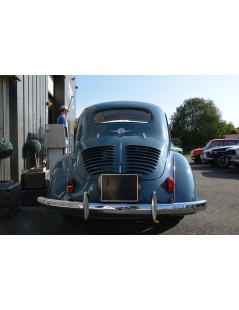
xmin=76 ymin=75 xmax=239 ymax=127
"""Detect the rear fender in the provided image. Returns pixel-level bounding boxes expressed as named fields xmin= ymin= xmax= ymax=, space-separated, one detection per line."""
xmin=174 ymin=153 xmax=197 ymax=202
xmin=48 ymin=155 xmax=73 ymax=199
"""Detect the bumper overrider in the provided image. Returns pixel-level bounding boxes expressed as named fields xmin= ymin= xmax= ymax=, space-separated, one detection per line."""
xmin=37 ymin=192 xmax=207 ymax=222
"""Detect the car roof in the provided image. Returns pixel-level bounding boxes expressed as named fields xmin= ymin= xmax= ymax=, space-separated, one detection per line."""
xmin=77 ymin=101 xmax=170 ymax=142
xmin=211 ymin=138 xmax=239 ymax=141
xmin=81 ymin=101 xmax=164 ymax=115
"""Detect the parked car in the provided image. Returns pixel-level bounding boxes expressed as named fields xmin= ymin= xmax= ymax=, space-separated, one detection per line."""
xmin=227 ymin=145 xmax=239 ymax=168
xmin=191 ymin=138 xmax=239 ymax=164
xmin=203 ymin=141 xmax=239 ymax=168
xmin=171 ymin=143 xmax=183 ymax=154
xmin=38 ymin=101 xmax=206 ymax=222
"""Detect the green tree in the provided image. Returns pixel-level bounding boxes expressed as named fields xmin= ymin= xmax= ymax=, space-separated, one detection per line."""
xmin=221 ymin=121 xmax=239 ymax=134
xmin=26 ymin=139 xmax=42 ymax=168
xmin=170 ymin=97 xmax=224 ymax=149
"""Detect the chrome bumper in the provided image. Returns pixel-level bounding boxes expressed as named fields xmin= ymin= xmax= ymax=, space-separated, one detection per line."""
xmin=37 ymin=191 xmax=207 ymax=222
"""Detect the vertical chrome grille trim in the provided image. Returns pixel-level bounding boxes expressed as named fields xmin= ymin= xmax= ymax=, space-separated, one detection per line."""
xmin=119 ymin=142 xmax=123 ymax=173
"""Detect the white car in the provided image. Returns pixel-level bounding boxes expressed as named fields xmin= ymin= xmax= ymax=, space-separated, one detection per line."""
xmin=227 ymin=145 xmax=239 ymax=168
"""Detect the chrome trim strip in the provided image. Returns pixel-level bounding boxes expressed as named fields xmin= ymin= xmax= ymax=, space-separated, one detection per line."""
xmin=119 ymin=142 xmax=123 ymax=173
xmin=37 ymin=196 xmax=207 ymax=217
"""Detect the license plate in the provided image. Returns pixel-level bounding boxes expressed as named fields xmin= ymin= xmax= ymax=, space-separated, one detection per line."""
xmin=100 ymin=174 xmax=139 ymax=202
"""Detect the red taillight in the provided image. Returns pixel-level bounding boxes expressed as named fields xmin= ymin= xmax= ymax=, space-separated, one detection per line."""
xmin=67 ymin=179 xmax=75 ymax=193
xmin=166 ymin=177 xmax=175 ymax=193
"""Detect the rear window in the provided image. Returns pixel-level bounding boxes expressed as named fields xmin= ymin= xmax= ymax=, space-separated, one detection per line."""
xmin=92 ymin=109 xmax=152 ymax=124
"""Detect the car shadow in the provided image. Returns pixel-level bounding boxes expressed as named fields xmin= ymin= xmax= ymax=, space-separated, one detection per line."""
xmin=0 ymin=207 xmax=183 ymax=235
xmin=190 ymin=163 xmax=239 ymax=180
xmin=57 ymin=216 xmax=182 ymax=235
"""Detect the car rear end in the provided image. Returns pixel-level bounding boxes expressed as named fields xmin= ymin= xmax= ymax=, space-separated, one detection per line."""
xmin=38 ymin=101 xmax=207 ymax=221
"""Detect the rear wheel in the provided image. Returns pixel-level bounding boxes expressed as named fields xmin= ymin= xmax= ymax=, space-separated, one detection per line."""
xmin=164 ymin=215 xmax=185 ymax=224
xmin=214 ymin=153 xmax=229 ymax=168
xmin=61 ymin=214 xmax=84 ymax=222
xmin=195 ymin=155 xmax=202 ymax=164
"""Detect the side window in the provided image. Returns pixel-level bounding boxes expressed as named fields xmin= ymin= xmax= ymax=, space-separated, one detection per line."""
xmin=212 ymin=142 xmax=219 ymax=147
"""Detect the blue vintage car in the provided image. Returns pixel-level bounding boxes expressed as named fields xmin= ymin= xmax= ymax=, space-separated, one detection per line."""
xmin=38 ymin=101 xmax=206 ymax=222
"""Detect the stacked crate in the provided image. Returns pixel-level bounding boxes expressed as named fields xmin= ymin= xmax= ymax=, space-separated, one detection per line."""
xmin=0 ymin=181 xmax=21 ymax=217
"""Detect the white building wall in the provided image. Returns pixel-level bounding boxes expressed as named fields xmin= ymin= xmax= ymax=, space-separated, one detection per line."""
xmin=0 ymin=76 xmax=11 ymax=180
xmin=0 ymin=75 xmax=76 ymax=181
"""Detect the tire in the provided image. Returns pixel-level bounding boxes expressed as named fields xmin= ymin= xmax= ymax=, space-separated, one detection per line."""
xmin=195 ymin=155 xmax=202 ymax=164
xmin=164 ymin=215 xmax=185 ymax=223
xmin=214 ymin=153 xmax=229 ymax=168
xmin=61 ymin=214 xmax=83 ymax=222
